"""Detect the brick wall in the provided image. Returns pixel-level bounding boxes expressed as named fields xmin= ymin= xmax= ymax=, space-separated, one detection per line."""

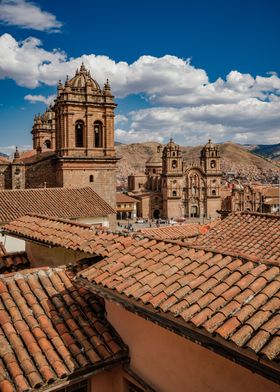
xmin=25 ymin=157 xmax=57 ymax=188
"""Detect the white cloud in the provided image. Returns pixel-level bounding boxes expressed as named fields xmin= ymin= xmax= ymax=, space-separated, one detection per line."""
xmin=0 ymin=144 xmax=32 ymax=156
xmin=0 ymin=34 xmax=66 ymax=87
xmin=115 ymin=114 xmax=128 ymax=125
xmin=24 ymin=94 xmax=55 ymax=105
xmin=0 ymin=33 xmax=279 ymax=145
xmin=116 ymin=98 xmax=280 ymax=145
xmin=0 ymin=0 xmax=62 ymax=32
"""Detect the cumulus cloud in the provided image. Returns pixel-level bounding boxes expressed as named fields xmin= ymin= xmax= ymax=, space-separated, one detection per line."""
xmin=0 ymin=33 xmax=279 ymax=145
xmin=116 ymin=98 xmax=280 ymax=145
xmin=0 ymin=0 xmax=62 ymax=32
xmin=24 ymin=94 xmax=55 ymax=105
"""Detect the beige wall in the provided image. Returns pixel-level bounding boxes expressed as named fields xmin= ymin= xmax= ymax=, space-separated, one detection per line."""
xmin=90 ymin=367 xmax=145 ymax=392
xmin=106 ymin=300 xmax=279 ymax=392
xmin=26 ymin=241 xmax=92 ymax=267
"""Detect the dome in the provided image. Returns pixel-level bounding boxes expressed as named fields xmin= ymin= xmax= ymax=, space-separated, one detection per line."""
xmin=166 ymin=138 xmax=178 ymax=150
xmin=68 ymin=63 xmax=101 ymax=91
xmin=205 ymin=139 xmax=215 ymax=149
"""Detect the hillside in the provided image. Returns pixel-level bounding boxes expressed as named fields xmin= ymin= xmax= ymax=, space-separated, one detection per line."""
xmin=251 ymin=143 xmax=280 ymax=161
xmin=116 ymin=141 xmax=280 ymax=185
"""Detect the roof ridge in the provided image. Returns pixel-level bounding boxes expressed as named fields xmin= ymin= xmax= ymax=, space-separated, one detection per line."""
xmin=0 ymin=186 xmax=94 ymax=193
xmin=24 ymin=213 xmax=93 ymax=228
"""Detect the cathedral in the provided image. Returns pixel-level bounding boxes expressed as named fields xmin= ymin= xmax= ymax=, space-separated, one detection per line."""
xmin=128 ymin=139 xmax=222 ymax=220
xmin=0 ymin=64 xmax=118 ymax=208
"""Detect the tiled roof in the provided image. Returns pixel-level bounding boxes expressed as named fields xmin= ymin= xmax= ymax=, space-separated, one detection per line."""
xmin=116 ymin=193 xmax=138 ymax=203
xmin=76 ymin=236 xmax=280 ymax=367
xmin=3 ymin=215 xmax=280 ymax=368
xmin=0 ymin=187 xmax=115 ymax=223
xmin=139 ymin=223 xmax=201 ymax=240
xmin=0 ymin=267 xmax=127 ymax=392
xmin=17 ymin=150 xmax=55 ymax=164
xmin=193 ymin=212 xmax=280 ymax=264
xmin=0 ymin=251 xmax=30 ymax=274
xmin=3 ymin=215 xmax=100 ymax=253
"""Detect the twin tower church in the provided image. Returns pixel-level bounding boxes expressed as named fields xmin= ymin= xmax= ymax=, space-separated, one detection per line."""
xmin=0 ymin=64 xmax=221 ymax=218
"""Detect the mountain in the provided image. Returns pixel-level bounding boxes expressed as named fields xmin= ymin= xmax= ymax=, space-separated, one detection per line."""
xmin=116 ymin=141 xmax=280 ymax=184
xmin=250 ymin=143 xmax=280 ymax=161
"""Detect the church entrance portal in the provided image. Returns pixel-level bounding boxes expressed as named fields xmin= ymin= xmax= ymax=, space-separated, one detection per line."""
xmin=153 ymin=209 xmax=160 ymax=219
xmin=190 ymin=205 xmax=199 ymax=218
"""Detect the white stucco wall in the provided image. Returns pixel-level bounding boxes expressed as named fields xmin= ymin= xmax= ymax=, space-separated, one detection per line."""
xmin=0 ymin=234 xmax=25 ymax=252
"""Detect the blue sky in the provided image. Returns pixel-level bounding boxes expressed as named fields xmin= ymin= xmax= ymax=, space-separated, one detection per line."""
xmin=0 ymin=0 xmax=279 ymax=153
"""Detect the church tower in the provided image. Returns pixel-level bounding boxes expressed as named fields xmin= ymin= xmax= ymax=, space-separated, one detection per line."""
xmin=161 ymin=139 xmax=184 ymax=218
xmin=32 ymin=107 xmax=55 ymax=150
xmin=200 ymin=139 xmax=221 ymax=218
xmin=53 ymin=64 xmax=118 ymax=208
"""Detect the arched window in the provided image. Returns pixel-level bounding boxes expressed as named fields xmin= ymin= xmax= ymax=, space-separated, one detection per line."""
xmin=89 ymin=175 xmax=94 ymax=183
xmin=93 ymin=121 xmax=103 ymax=148
xmin=75 ymin=121 xmax=84 ymax=147
xmin=172 ymin=160 xmax=177 ymax=168
xmin=212 ymin=190 xmax=216 ymax=196
xmin=172 ymin=190 xmax=177 ymax=197
xmin=210 ymin=160 xmax=216 ymax=168
xmin=44 ymin=140 xmax=51 ymax=149
xmin=153 ymin=169 xmax=156 ymax=174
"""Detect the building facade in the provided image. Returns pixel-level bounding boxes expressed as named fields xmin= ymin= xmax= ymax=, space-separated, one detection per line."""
xmin=128 ymin=139 xmax=222 ymax=220
xmin=0 ymin=64 xmax=118 ymax=208
xmin=221 ymin=184 xmax=280 ymax=214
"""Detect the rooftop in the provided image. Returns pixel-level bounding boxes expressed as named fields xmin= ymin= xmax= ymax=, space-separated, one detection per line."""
xmin=193 ymin=212 xmax=280 ymax=264
xmin=0 ymin=187 xmax=115 ymax=223
xmin=0 ymin=267 xmax=127 ymax=391
xmin=0 ymin=251 xmax=30 ymax=274
xmin=3 ymin=214 xmax=280 ymax=381
xmin=116 ymin=193 xmax=139 ymax=203
xmin=139 ymin=223 xmax=202 ymax=240
xmin=76 ymin=235 xmax=280 ymax=379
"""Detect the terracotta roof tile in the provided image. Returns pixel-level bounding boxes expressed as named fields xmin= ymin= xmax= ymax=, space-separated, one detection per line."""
xmin=0 ymin=187 xmax=115 ymax=223
xmin=0 ymin=267 xmax=127 ymax=391
xmin=0 ymin=251 xmax=30 ymax=274
xmin=193 ymin=212 xmax=280 ymax=264
xmin=4 ymin=215 xmax=280 ymax=368
xmin=73 ymin=226 xmax=280 ymax=364
xmin=139 ymin=223 xmax=201 ymax=240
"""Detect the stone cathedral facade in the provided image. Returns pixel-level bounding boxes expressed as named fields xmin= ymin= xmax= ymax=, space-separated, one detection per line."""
xmin=0 ymin=64 xmax=118 ymax=208
xmin=128 ymin=139 xmax=222 ymax=220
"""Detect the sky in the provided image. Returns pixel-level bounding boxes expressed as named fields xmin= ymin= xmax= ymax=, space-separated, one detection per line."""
xmin=0 ymin=0 xmax=279 ymax=154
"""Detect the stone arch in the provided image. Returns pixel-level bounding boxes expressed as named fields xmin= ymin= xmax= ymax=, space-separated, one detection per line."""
xmin=75 ymin=120 xmax=84 ymax=147
xmin=93 ymin=120 xmax=103 ymax=148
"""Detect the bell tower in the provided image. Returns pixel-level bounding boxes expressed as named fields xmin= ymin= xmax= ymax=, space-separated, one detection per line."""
xmin=200 ymin=139 xmax=222 ymax=218
xmin=161 ymin=139 xmax=184 ymax=219
xmin=53 ymin=64 xmax=119 ymax=208
xmin=32 ymin=107 xmax=55 ymax=150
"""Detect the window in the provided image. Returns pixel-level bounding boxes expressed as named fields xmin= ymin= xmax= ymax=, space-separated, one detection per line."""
xmin=58 ymin=380 xmax=88 ymax=392
xmin=89 ymin=175 xmax=94 ymax=183
xmin=172 ymin=160 xmax=177 ymax=168
xmin=93 ymin=121 xmax=103 ymax=148
xmin=212 ymin=190 xmax=216 ymax=196
xmin=44 ymin=139 xmax=51 ymax=149
xmin=172 ymin=190 xmax=177 ymax=197
xmin=75 ymin=121 xmax=84 ymax=147
xmin=210 ymin=160 xmax=216 ymax=168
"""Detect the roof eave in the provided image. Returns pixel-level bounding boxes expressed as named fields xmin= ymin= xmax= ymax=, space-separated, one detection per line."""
xmin=75 ymin=277 xmax=280 ymax=386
